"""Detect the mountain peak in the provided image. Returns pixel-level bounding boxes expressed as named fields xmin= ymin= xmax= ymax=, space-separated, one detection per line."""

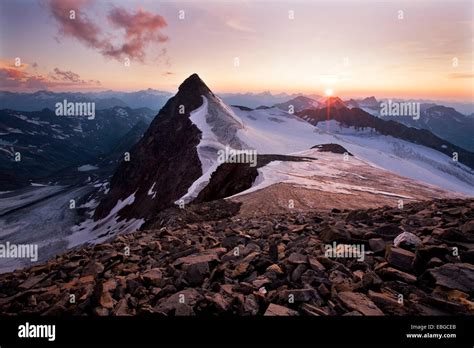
xmin=183 ymin=73 xmax=202 ymax=83
xmin=318 ymin=96 xmax=347 ymax=109
xmin=178 ymin=73 xmax=213 ymax=96
xmin=94 ymin=72 xmax=243 ymax=222
xmin=291 ymin=95 xmax=315 ymax=102
xmin=360 ymin=96 xmax=379 ymax=106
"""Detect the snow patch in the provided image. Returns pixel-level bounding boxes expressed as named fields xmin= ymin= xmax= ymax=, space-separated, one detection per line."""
xmin=14 ymin=114 xmax=42 ymax=125
xmin=77 ymin=164 xmax=98 ymax=172
xmin=147 ymin=182 xmax=157 ymax=199
xmin=177 ymin=96 xmax=226 ymax=203
xmin=68 ymin=192 xmax=144 ymax=248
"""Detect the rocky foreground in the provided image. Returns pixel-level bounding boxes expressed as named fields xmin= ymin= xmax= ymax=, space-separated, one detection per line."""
xmin=0 ymin=198 xmax=473 ymax=316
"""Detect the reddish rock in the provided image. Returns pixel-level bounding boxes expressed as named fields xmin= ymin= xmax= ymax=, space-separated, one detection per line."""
xmin=288 ymin=252 xmax=307 ymax=264
xmin=142 ymin=268 xmax=163 ymax=286
xmin=175 ymin=253 xmax=219 ymax=266
xmin=113 ymin=298 xmax=132 ymax=316
xmin=99 ymin=291 xmax=114 ymax=309
xmin=232 ymin=263 xmax=250 ymax=277
xmin=377 ymin=267 xmax=417 ymax=284
xmin=337 ymin=291 xmax=384 ymax=316
xmin=264 ymin=303 xmax=299 ymax=316
xmin=385 ymin=246 xmax=415 ymax=272
xmin=266 ymin=264 xmax=284 ymax=275
xmin=19 ymin=273 xmax=48 ymax=290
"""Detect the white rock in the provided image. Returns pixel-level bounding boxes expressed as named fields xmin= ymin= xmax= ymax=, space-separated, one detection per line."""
xmin=394 ymin=232 xmax=422 ymax=248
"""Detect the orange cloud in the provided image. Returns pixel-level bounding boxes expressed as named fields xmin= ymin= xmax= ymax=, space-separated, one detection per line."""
xmin=51 ymin=68 xmax=83 ymax=83
xmin=0 ymin=67 xmax=29 ymax=80
xmin=46 ymin=0 xmax=169 ymax=63
xmin=0 ymin=61 xmax=100 ymax=91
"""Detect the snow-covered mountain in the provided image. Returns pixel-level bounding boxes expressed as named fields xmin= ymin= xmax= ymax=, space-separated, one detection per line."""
xmin=2 ymin=74 xmax=474 ymax=273
xmin=317 ymin=96 xmax=348 ymax=110
xmin=93 ymin=74 xmax=246 ymax=223
xmin=220 ymin=92 xmax=322 ymax=109
xmin=376 ymin=104 xmax=474 ymax=152
xmin=273 ymin=96 xmax=321 ymax=112
xmin=273 ymin=95 xmax=350 ymax=113
xmin=88 ymin=74 xmax=474 ymax=245
xmin=296 ymin=106 xmax=474 ymax=169
xmin=358 ymin=96 xmax=380 ymax=108
xmin=342 ymin=97 xmax=474 ymax=152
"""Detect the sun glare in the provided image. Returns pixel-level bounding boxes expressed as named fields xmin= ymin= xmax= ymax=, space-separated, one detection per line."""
xmin=325 ymin=88 xmax=334 ymax=96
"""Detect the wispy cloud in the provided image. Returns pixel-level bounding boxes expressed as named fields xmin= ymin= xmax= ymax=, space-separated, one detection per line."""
xmin=449 ymin=72 xmax=474 ymax=79
xmin=225 ymin=19 xmax=255 ymax=33
xmin=46 ymin=0 xmax=169 ymax=63
xmin=51 ymin=68 xmax=83 ymax=83
xmin=48 ymin=0 xmax=103 ymax=50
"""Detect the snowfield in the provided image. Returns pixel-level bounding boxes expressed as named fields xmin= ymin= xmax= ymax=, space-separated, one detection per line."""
xmin=68 ymin=192 xmax=144 ymax=249
xmin=178 ymin=96 xmax=223 ymax=203
xmin=228 ymin=149 xmax=414 ymax=200
xmin=178 ymin=95 xmax=247 ymax=203
xmin=0 ymin=185 xmax=94 ymax=273
xmin=230 ymin=106 xmax=474 ymax=196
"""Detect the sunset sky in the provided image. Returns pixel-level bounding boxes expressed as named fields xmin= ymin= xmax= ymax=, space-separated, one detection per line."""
xmin=0 ymin=0 xmax=473 ymax=101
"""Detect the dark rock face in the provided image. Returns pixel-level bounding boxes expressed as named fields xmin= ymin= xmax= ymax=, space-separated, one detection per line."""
xmin=297 ymin=107 xmax=474 ymax=169
xmin=1 ymin=198 xmax=473 ymax=316
xmin=311 ymin=143 xmax=353 ymax=156
xmin=231 ymin=105 xmax=253 ymax=111
xmin=194 ymin=162 xmax=259 ymax=203
xmin=94 ymin=74 xmax=212 ymax=221
xmin=195 ymin=154 xmax=315 ymax=203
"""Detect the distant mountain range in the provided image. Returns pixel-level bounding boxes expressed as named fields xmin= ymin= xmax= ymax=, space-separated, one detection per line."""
xmin=269 ymin=95 xmax=474 ymax=152
xmin=2 ymin=87 xmax=473 ymax=192
xmin=374 ymin=104 xmax=474 ymax=153
xmin=0 ymin=89 xmax=173 ymax=112
xmin=0 ymin=107 xmax=155 ymax=189
xmin=0 ymin=89 xmax=325 ymax=113
xmin=273 ymin=96 xmax=322 ymax=112
xmin=296 ymin=106 xmax=474 ymax=169
xmin=219 ymin=92 xmax=322 ymax=109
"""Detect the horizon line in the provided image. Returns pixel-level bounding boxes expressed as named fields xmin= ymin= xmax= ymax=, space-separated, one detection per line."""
xmin=1 ymin=88 xmax=473 ymax=104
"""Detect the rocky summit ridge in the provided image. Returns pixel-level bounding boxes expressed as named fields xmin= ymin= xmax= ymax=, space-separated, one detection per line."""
xmin=0 ymin=198 xmax=473 ymax=316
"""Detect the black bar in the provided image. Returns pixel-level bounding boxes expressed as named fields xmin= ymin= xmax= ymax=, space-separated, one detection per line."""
xmin=0 ymin=316 xmax=473 ymax=346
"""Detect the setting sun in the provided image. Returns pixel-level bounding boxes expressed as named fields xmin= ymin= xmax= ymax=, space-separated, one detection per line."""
xmin=325 ymin=88 xmax=334 ymax=96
